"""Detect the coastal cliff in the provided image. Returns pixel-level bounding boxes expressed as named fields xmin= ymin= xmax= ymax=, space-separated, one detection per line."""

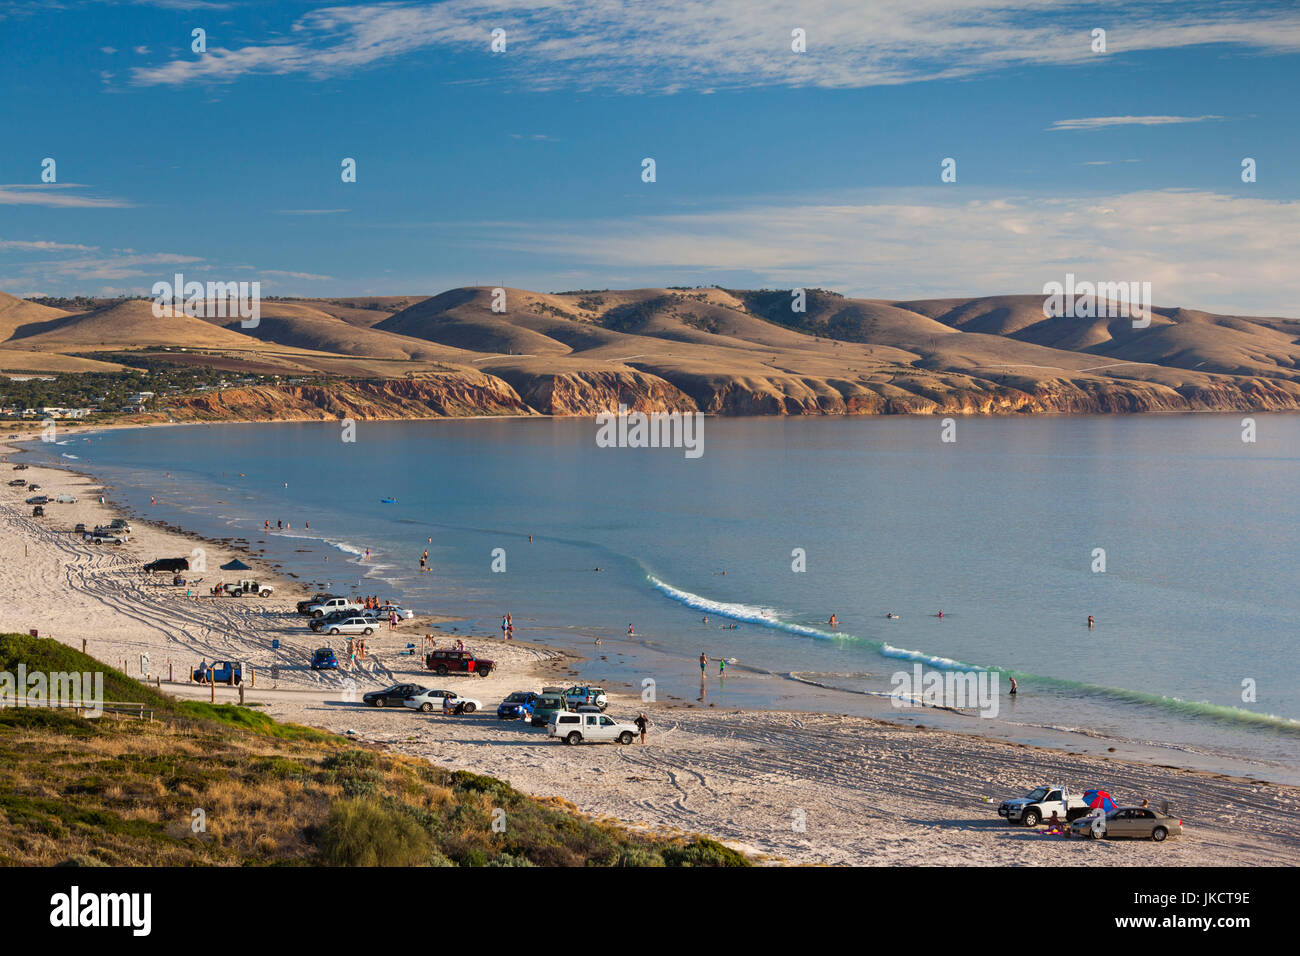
xmin=156 ymin=369 xmax=1300 ymax=423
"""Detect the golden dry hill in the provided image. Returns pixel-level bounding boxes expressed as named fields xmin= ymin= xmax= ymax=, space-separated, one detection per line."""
xmin=3 ymin=286 xmax=1299 ymax=419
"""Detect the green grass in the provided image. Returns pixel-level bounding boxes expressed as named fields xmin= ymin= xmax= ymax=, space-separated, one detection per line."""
xmin=0 ymin=635 xmax=750 ymax=867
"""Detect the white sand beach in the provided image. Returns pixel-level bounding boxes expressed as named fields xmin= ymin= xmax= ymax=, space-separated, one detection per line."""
xmin=3 ymin=441 xmax=1298 ymax=866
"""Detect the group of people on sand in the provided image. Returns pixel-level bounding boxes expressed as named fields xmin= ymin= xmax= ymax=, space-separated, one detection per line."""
xmin=501 ymin=613 xmax=514 ymax=639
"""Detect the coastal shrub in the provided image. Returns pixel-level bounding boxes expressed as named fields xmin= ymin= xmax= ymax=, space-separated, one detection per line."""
xmin=487 ymin=852 xmax=536 ymax=867
xmin=661 ymin=837 xmax=751 ymax=868
xmin=178 ymin=702 xmax=334 ymax=742
xmin=614 ymin=846 xmax=666 ymax=867
xmin=317 ymin=798 xmax=429 ymax=866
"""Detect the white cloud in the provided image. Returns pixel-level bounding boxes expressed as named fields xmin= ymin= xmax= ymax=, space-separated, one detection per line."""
xmin=127 ymin=0 xmax=1300 ymax=92
xmin=1049 ymin=115 xmax=1224 ymax=131
xmin=0 ymin=185 xmax=132 ymax=208
xmin=461 ymin=189 xmax=1300 ymax=316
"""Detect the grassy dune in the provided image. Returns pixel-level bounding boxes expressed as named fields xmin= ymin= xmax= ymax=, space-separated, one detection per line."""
xmin=0 ymin=635 xmax=748 ymax=867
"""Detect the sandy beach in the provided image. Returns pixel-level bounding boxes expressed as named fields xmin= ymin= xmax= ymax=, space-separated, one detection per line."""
xmin=2 ymin=438 xmax=1298 ymax=866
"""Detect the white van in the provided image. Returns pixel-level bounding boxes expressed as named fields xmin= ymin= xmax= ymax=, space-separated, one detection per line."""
xmin=548 ymin=711 xmax=638 ymax=745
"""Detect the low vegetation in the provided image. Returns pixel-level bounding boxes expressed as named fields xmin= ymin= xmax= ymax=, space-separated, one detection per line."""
xmin=0 ymin=635 xmax=749 ymax=867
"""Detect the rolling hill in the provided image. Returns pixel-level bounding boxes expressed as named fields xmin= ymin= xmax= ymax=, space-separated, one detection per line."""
xmin=2 ymin=286 xmax=1298 ymax=418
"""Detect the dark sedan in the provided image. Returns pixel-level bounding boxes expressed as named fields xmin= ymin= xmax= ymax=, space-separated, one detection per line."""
xmin=363 ymin=683 xmax=426 ymax=708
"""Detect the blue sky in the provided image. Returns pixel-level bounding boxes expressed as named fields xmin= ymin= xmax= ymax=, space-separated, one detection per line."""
xmin=2 ymin=0 xmax=1298 ymax=314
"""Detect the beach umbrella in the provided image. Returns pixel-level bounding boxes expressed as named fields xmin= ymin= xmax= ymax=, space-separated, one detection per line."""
xmin=220 ymin=558 xmax=252 ymax=571
xmin=1083 ymin=789 xmax=1117 ymax=813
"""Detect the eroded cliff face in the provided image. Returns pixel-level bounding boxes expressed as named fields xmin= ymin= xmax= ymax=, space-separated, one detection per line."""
xmin=165 ymin=374 xmax=533 ymax=422
xmin=158 ymin=368 xmax=1300 ymax=424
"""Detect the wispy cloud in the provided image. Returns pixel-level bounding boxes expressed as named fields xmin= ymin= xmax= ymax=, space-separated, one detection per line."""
xmin=1049 ymin=115 xmax=1224 ymax=131
xmin=274 ymin=209 xmax=349 ymax=215
xmin=457 ymin=189 xmax=1300 ymax=317
xmin=0 ymin=185 xmax=132 ymax=209
xmin=127 ymin=1 xmax=1300 ymax=92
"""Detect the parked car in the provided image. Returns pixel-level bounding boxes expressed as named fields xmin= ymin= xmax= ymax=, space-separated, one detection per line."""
xmin=7 ymin=478 xmax=26 ymax=486
xmin=84 ymin=532 xmax=124 ymax=545
xmin=73 ymin=523 xmax=86 ymax=534
xmin=311 ymin=608 xmax=381 ymax=632
xmin=26 ymin=484 xmax=40 ymax=492
xmin=497 ymin=691 xmax=539 ymax=720
xmin=307 ymin=597 xmax=364 ymax=619
xmin=298 ymin=592 xmax=339 ymax=614
xmin=563 ymin=685 xmax=608 ymax=710
xmin=32 ymin=505 xmax=45 ymax=517
xmin=424 ymin=649 xmax=495 ymax=677
xmin=12 ymin=463 xmax=28 ymax=470
xmin=108 ymin=518 xmax=131 ymax=532
xmin=375 ymin=604 xmax=414 ymax=620
xmin=55 ymin=494 xmax=77 ymax=503
xmin=1069 ymin=807 xmax=1183 ymax=841
xmin=144 ymin=557 xmax=189 ymax=573
xmin=310 ymin=647 xmax=339 ymax=670
xmin=528 ymin=692 xmax=568 ymax=727
xmin=405 ymin=688 xmax=481 ymax=714
xmin=548 ymin=711 xmax=638 ymax=745
xmin=192 ymin=660 xmax=247 ymax=685
xmin=997 ymin=785 xmax=1090 ymax=826
xmin=323 ymin=616 xmax=378 ymax=636
xmin=221 ymin=579 xmax=274 ymax=597
xmin=363 ymin=683 xmax=427 ymax=707
xmin=25 ymin=495 xmax=49 ymax=505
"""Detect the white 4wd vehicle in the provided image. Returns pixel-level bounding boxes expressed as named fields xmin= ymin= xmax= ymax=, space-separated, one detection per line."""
xmin=225 ymin=579 xmax=274 ymax=597
xmin=998 ymin=785 xmax=1089 ymax=826
xmin=308 ymin=597 xmax=363 ymax=618
xmin=549 ymin=711 xmax=638 ymax=745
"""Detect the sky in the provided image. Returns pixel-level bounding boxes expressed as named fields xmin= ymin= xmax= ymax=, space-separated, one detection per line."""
xmin=1 ymin=0 xmax=1298 ymax=315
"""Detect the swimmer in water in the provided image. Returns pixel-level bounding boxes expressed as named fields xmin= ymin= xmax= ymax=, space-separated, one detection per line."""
xmin=627 ymin=623 xmax=634 ymax=636
xmin=937 ymin=610 xmax=943 ymax=619
xmin=828 ymin=614 xmax=838 ymax=626
xmin=702 ymin=615 xmax=708 ymax=624
xmin=1009 ymin=677 xmax=1018 ymax=696
xmin=1088 ymin=615 xmax=1095 ymax=628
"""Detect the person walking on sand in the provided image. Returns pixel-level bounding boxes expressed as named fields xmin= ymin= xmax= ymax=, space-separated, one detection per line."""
xmin=635 ymin=712 xmax=649 ymax=744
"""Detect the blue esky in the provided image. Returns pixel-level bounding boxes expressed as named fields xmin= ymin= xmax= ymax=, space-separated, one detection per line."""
xmin=2 ymin=0 xmax=1298 ymax=314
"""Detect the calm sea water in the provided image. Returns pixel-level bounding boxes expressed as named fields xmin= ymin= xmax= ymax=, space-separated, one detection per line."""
xmin=26 ymin=415 xmax=1300 ymax=780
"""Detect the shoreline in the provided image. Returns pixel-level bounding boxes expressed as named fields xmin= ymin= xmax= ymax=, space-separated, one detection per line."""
xmin=4 ymin=436 xmax=1300 ymax=864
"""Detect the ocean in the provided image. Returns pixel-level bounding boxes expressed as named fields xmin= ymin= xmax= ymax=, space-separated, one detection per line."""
xmin=24 ymin=413 xmax=1300 ymax=782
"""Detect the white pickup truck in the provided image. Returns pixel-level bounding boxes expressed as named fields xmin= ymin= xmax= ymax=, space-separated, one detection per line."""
xmin=306 ymin=596 xmax=363 ymax=618
xmin=998 ymin=785 xmax=1090 ymax=826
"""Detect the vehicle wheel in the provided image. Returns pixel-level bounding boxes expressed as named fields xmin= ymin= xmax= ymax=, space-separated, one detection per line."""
xmin=374 ymin=698 xmax=384 ymax=707
xmin=421 ymin=702 xmax=433 ymax=713
xmin=463 ymin=703 xmax=476 ymax=713
xmin=313 ymin=610 xmax=323 ymax=618
xmin=261 ymin=590 xmax=271 ymax=597
xmin=328 ymin=627 xmax=340 ymax=635
xmin=436 ymin=664 xmax=448 ymax=676
xmin=618 ymin=731 xmax=634 ymax=745
xmin=1021 ymin=809 xmax=1041 ymax=827
xmin=363 ymin=628 xmax=373 ymax=636
xmin=1152 ymin=827 xmax=1167 ymax=842
xmin=566 ymin=732 xmax=582 ymax=745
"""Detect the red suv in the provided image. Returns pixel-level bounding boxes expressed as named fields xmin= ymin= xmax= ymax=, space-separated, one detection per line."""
xmin=424 ymin=649 xmax=495 ymax=677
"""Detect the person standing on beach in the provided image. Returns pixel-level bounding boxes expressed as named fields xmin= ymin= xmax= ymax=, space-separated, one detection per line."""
xmin=389 ymin=610 xmax=398 ymax=631
xmin=634 ymin=712 xmax=648 ymax=744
